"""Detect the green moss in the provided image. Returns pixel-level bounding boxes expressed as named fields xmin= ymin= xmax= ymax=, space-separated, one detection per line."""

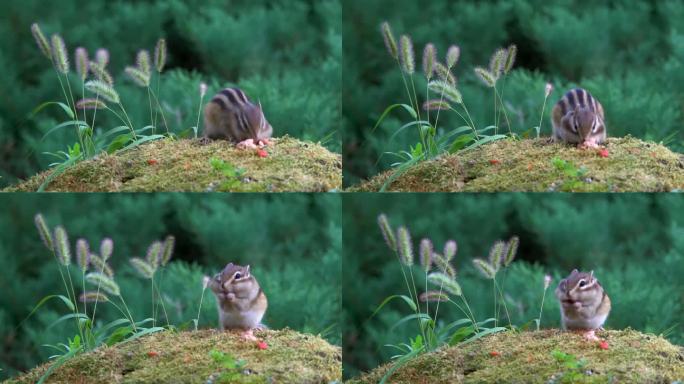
xmin=348 ymin=329 xmax=684 ymax=384
xmin=350 ymin=137 xmax=684 ymax=192
xmin=5 ymin=137 xmax=341 ymax=192
xmin=6 ymin=329 xmax=341 ymax=384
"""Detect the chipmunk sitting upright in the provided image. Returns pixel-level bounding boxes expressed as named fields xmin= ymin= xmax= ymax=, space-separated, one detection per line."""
xmin=555 ymin=269 xmax=611 ymax=340
xmin=203 ymin=87 xmax=273 ymax=149
xmin=204 ymin=263 xmax=268 ymax=340
xmin=551 ymin=88 xmax=606 ymax=148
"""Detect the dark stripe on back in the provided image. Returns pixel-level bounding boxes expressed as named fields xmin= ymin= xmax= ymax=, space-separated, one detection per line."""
xmin=211 ymin=96 xmax=228 ymax=110
xmin=566 ymin=90 xmax=576 ymax=111
xmin=220 ymin=88 xmax=243 ymax=106
xmin=574 ymin=88 xmax=585 ymax=107
xmin=585 ymin=91 xmax=595 ymax=112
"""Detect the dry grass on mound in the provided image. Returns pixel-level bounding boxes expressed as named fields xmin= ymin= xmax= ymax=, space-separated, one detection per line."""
xmin=5 ymin=137 xmax=341 ymax=192
xmin=351 ymin=137 xmax=684 ymax=192
xmin=7 ymin=329 xmax=341 ymax=384
xmin=349 ymin=329 xmax=684 ymax=384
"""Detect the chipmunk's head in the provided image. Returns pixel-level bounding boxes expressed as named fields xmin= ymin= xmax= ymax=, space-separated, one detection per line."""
xmin=571 ymin=106 xmax=603 ymax=144
xmin=555 ymin=269 xmax=603 ymax=308
xmin=244 ymin=102 xmax=273 ymax=140
xmin=213 ymin=263 xmax=256 ymax=292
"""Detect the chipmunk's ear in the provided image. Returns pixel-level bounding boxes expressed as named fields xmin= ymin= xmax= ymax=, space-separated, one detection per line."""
xmin=571 ymin=268 xmax=579 ymax=275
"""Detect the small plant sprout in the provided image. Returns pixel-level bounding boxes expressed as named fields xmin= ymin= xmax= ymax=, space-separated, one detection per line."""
xmin=195 ymin=82 xmax=208 ymax=138
xmin=472 ymin=236 xmax=520 ymax=328
xmin=537 ymin=83 xmax=554 ymax=138
xmin=28 ymin=214 xmax=165 ymax=383
xmin=29 ymin=25 xmax=175 ymax=190
xmin=374 ymin=24 xmax=513 ymax=191
xmin=537 ymin=274 xmax=553 ymax=331
xmin=373 ymin=213 xmax=503 ymax=383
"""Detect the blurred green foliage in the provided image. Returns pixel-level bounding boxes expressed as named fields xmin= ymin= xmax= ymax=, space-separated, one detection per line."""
xmin=0 ymin=0 xmax=341 ymax=188
xmin=0 ymin=193 xmax=341 ymax=380
xmin=342 ymin=194 xmax=684 ymax=379
xmin=343 ymin=0 xmax=684 ymax=186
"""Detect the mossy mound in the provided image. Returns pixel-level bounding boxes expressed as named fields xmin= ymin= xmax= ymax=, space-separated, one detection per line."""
xmin=351 ymin=137 xmax=684 ymax=192
xmin=7 ymin=329 xmax=341 ymax=384
xmin=349 ymin=329 xmax=684 ymax=384
xmin=5 ymin=137 xmax=341 ymax=192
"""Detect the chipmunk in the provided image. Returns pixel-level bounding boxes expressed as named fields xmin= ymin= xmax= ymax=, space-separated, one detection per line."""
xmin=551 ymin=88 xmax=606 ymax=148
xmin=555 ymin=269 xmax=611 ymax=340
xmin=204 ymin=263 xmax=268 ymax=340
xmin=203 ymin=87 xmax=273 ymax=149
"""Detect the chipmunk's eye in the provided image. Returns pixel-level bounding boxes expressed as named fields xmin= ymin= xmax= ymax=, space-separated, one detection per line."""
xmin=234 ymin=272 xmax=242 ymax=280
xmin=579 ymin=280 xmax=586 ymax=287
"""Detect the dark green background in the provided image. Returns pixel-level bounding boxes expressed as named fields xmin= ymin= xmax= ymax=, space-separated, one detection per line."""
xmin=343 ymin=0 xmax=684 ymax=186
xmin=0 ymin=0 xmax=341 ymax=188
xmin=342 ymin=193 xmax=684 ymax=379
xmin=0 ymin=193 xmax=341 ymax=380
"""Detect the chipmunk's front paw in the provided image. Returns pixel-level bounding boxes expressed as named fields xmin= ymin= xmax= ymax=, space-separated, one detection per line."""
xmin=257 ymin=138 xmax=271 ymax=147
xmin=582 ymin=329 xmax=599 ymax=341
xmin=198 ymin=137 xmax=212 ymax=145
xmin=240 ymin=329 xmax=258 ymax=341
xmin=237 ymin=139 xmax=258 ymax=149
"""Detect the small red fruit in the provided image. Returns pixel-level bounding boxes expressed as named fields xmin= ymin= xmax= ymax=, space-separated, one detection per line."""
xmin=598 ymin=149 xmax=609 ymax=158
xmin=598 ymin=340 xmax=609 ymax=350
xmin=147 ymin=351 xmax=159 ymax=357
xmin=489 ymin=351 xmax=500 ymax=357
xmin=489 ymin=159 xmax=500 ymax=165
xmin=257 ymin=341 xmax=268 ymax=350
xmin=147 ymin=159 xmax=158 ymax=165
xmin=256 ymin=149 xmax=268 ymax=158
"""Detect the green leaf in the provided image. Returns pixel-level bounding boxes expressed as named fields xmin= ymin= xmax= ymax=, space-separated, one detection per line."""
xmin=107 ymin=133 xmax=133 ymax=153
xmin=42 ymin=120 xmax=89 ymax=140
xmin=389 ymin=120 xmax=431 ymax=142
xmin=390 ymin=313 xmax=432 ymax=332
xmin=47 ymin=313 xmax=89 ymax=330
xmin=121 ymin=326 xmax=165 ymax=344
xmin=122 ymin=135 xmax=166 ymax=151
xmin=460 ymin=326 xmax=508 ymax=345
xmin=31 ymin=101 xmax=75 ymax=120
xmin=372 ymin=103 xmax=418 ymax=132
xmin=448 ymin=132 xmax=475 ymax=152
xmin=371 ymin=294 xmax=417 ymax=318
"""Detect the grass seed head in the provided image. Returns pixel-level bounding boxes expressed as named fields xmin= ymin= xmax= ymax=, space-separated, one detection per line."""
xmin=76 ymin=238 xmax=90 ymax=272
xmin=380 ymin=21 xmax=398 ymax=59
xmin=396 ymin=226 xmax=413 ymax=266
xmin=377 ymin=214 xmax=397 ymax=251
xmin=419 ymin=238 xmax=433 ymax=272
xmin=51 ymin=34 xmax=69 ymax=74
xmin=446 ymin=45 xmax=460 ymax=68
xmin=423 ymin=43 xmax=436 ymax=80
xmin=34 ymin=214 xmax=53 ymax=251
xmin=427 ymin=272 xmax=462 ymax=296
xmin=154 ymin=38 xmax=166 ymax=72
xmin=75 ymin=47 xmax=89 ymax=81
xmin=31 ymin=23 xmax=51 ymax=60
xmin=130 ymin=257 xmax=155 ymax=279
xmin=399 ymin=35 xmax=415 ymax=75
xmin=54 ymin=226 xmax=71 ymax=266
xmin=473 ymin=258 xmax=496 ymax=279
xmin=86 ymin=272 xmax=120 ymax=296
xmin=428 ymin=80 xmax=462 ymax=104
xmin=474 ymin=67 xmax=496 ymax=88
xmin=85 ymin=80 xmax=120 ymax=103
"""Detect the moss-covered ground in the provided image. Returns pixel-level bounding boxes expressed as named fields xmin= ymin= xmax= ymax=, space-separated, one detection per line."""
xmin=6 ymin=329 xmax=341 ymax=384
xmin=350 ymin=137 xmax=684 ymax=192
xmin=5 ymin=137 xmax=341 ymax=192
xmin=348 ymin=329 xmax=684 ymax=384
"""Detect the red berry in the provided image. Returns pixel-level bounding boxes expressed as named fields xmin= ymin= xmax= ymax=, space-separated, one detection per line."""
xmin=257 ymin=341 xmax=268 ymax=350
xmin=598 ymin=340 xmax=609 ymax=350
xmin=147 ymin=159 xmax=158 ymax=165
xmin=489 ymin=159 xmax=500 ymax=165
xmin=598 ymin=149 xmax=609 ymax=158
xmin=147 ymin=351 xmax=159 ymax=357
xmin=256 ymin=149 xmax=268 ymax=158
xmin=489 ymin=351 xmax=500 ymax=357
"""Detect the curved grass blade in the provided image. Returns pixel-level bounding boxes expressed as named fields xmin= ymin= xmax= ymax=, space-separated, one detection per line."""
xmin=48 ymin=313 xmax=89 ymax=330
xmin=390 ymin=313 xmax=432 ymax=332
xmin=41 ymin=120 xmax=89 ymax=140
xmin=389 ymin=120 xmax=431 ymax=142
xmin=371 ymin=294 xmax=417 ymax=318
xmin=372 ymin=103 xmax=417 ymax=132
xmin=31 ymin=101 xmax=75 ymax=120
xmin=38 ymin=155 xmax=81 ymax=191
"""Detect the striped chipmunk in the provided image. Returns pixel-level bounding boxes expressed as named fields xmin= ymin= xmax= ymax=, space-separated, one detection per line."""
xmin=551 ymin=88 xmax=606 ymax=148
xmin=203 ymin=87 xmax=273 ymax=149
